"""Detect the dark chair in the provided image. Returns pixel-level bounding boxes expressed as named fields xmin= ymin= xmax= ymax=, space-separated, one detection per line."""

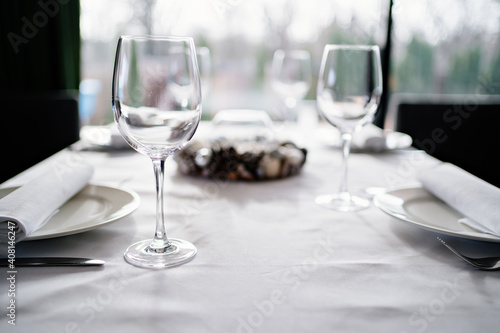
xmin=0 ymin=91 xmax=80 ymax=183
xmin=391 ymin=94 xmax=500 ymax=188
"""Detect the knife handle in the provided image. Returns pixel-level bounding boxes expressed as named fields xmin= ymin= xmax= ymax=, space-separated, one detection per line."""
xmin=0 ymin=257 xmax=105 ymax=267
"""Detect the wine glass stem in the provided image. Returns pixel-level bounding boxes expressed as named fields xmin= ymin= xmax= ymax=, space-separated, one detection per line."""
xmin=338 ymin=132 xmax=353 ymax=195
xmin=284 ymin=98 xmax=297 ymax=122
xmin=150 ymin=158 xmax=170 ymax=251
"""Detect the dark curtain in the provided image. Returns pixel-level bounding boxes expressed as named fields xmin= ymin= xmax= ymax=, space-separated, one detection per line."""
xmin=0 ymin=0 xmax=81 ymax=183
xmin=373 ymin=0 xmax=393 ymax=128
xmin=0 ymin=0 xmax=80 ymax=91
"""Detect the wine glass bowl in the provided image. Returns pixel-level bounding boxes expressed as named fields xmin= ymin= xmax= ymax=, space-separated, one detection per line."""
xmin=196 ymin=46 xmax=212 ymax=100
xmin=315 ymin=44 xmax=382 ymax=212
xmin=270 ymin=49 xmax=312 ymax=121
xmin=112 ymin=35 xmax=202 ymax=268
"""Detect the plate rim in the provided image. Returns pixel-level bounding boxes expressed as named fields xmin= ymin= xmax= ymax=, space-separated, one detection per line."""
xmin=374 ymin=186 xmax=500 ymax=243
xmin=0 ymin=183 xmax=140 ymax=241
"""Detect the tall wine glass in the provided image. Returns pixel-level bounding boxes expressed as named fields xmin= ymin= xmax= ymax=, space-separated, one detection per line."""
xmin=112 ymin=35 xmax=202 ymax=268
xmin=270 ymin=49 xmax=312 ymax=121
xmin=316 ymin=45 xmax=382 ymax=212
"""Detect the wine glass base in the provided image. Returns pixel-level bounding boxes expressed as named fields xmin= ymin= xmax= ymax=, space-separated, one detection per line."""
xmin=124 ymin=238 xmax=197 ymax=269
xmin=315 ymin=192 xmax=370 ymax=212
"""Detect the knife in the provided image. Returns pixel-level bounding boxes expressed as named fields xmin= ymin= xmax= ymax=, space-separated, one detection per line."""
xmin=0 ymin=257 xmax=105 ymax=267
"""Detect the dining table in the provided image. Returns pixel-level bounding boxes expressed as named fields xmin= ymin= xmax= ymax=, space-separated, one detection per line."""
xmin=1 ymin=119 xmax=500 ymax=333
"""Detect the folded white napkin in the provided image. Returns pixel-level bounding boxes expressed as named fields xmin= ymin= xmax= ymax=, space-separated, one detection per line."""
xmin=0 ymin=163 xmax=94 ymax=243
xmin=417 ymin=162 xmax=500 ymax=236
xmin=352 ymin=124 xmax=387 ymax=152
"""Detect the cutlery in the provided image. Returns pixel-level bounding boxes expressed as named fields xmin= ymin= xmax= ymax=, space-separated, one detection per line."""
xmin=437 ymin=237 xmax=500 ymax=271
xmin=0 ymin=257 xmax=105 ymax=267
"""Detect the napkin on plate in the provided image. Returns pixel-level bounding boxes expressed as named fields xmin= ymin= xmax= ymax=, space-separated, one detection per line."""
xmin=0 ymin=163 xmax=94 ymax=243
xmin=417 ymin=162 xmax=500 ymax=236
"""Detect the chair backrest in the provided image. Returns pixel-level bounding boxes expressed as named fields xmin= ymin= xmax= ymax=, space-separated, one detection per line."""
xmin=0 ymin=90 xmax=80 ymax=183
xmin=391 ymin=94 xmax=500 ymax=187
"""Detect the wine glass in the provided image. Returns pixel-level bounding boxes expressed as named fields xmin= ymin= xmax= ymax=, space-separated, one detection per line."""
xmin=196 ymin=47 xmax=212 ymax=99
xmin=270 ymin=49 xmax=312 ymax=121
xmin=112 ymin=35 xmax=202 ymax=268
xmin=315 ymin=45 xmax=383 ymax=212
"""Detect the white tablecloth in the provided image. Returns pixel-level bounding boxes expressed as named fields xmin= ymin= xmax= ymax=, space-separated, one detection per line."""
xmin=1 ymin=123 xmax=500 ymax=333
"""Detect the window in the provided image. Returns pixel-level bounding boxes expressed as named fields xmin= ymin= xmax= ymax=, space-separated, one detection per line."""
xmin=80 ymin=0 xmax=389 ymax=124
xmin=80 ymin=0 xmax=500 ymax=126
xmin=390 ymin=0 xmax=500 ymax=95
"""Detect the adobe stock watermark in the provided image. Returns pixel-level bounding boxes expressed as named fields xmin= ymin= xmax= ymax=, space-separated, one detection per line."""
xmin=212 ymin=0 xmax=243 ymax=20
xmin=177 ymin=160 xmax=237 ymax=220
xmin=47 ymin=122 xmax=117 ymax=182
xmin=400 ymin=272 xmax=468 ymax=333
xmin=232 ymin=235 xmax=337 ymax=333
xmin=383 ymin=93 xmax=482 ymax=189
xmin=55 ymin=268 xmax=129 ymax=333
xmin=50 ymin=151 xmax=87 ymax=183
xmin=7 ymin=0 xmax=70 ymax=54
xmin=5 ymin=223 xmax=17 ymax=326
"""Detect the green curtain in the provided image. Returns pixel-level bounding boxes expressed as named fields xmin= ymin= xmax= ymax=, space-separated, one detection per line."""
xmin=0 ymin=0 xmax=80 ymax=91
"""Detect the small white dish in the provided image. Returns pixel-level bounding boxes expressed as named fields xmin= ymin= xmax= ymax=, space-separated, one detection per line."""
xmin=211 ymin=109 xmax=275 ymax=141
xmin=320 ymin=124 xmax=412 ymax=152
xmin=80 ymin=124 xmax=130 ymax=149
xmin=374 ymin=187 xmax=500 ymax=243
xmin=0 ymin=184 xmax=140 ymax=241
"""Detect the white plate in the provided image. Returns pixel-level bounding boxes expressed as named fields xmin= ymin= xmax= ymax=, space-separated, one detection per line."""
xmin=0 ymin=184 xmax=140 ymax=241
xmin=374 ymin=187 xmax=500 ymax=243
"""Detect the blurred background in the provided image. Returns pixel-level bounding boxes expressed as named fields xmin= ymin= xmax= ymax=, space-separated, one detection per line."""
xmin=78 ymin=0 xmax=500 ymax=124
xmin=1 ymin=0 xmax=500 ymax=182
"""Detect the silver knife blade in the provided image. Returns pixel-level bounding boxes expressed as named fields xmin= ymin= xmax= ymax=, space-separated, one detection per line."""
xmin=0 ymin=257 xmax=105 ymax=267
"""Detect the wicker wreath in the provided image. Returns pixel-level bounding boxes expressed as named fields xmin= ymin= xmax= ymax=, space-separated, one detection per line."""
xmin=174 ymin=139 xmax=307 ymax=181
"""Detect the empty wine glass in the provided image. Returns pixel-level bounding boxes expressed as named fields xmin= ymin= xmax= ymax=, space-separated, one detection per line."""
xmin=270 ymin=49 xmax=312 ymax=122
xmin=112 ymin=35 xmax=202 ymax=268
xmin=196 ymin=47 xmax=212 ymax=99
xmin=316 ymin=45 xmax=382 ymax=212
